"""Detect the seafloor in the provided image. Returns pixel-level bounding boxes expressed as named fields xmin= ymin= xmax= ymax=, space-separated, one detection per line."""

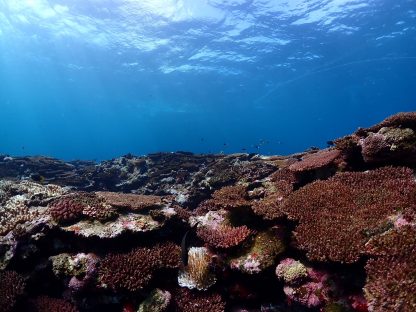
xmin=1 ymin=112 xmax=415 ymax=312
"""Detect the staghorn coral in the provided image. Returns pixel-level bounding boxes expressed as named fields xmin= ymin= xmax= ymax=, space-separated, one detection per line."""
xmin=30 ymin=296 xmax=78 ymax=312
xmin=49 ymin=192 xmax=117 ymax=224
xmin=0 ymin=270 xmax=26 ymax=312
xmin=197 ymin=224 xmax=252 ymax=249
xmin=364 ymin=226 xmax=416 ymax=312
xmin=98 ymin=243 xmax=180 ymax=291
xmin=192 ymin=209 xmax=253 ymax=249
xmin=178 ymin=247 xmax=216 ymax=290
xmin=281 ymin=166 xmax=416 ymax=263
xmin=172 ymin=288 xmax=225 ymax=312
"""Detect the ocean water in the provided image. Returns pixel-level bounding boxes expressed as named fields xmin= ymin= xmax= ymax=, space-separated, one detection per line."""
xmin=0 ymin=0 xmax=415 ymax=161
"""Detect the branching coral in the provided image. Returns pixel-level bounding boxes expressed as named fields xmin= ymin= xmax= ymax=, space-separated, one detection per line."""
xmin=31 ymin=296 xmax=78 ymax=312
xmin=250 ymin=179 xmax=294 ymax=220
xmin=98 ymin=243 xmax=180 ymax=291
xmin=172 ymin=288 xmax=225 ymax=312
xmin=49 ymin=196 xmax=84 ymax=223
xmin=0 ymin=270 xmax=26 ymax=312
xmin=49 ymin=192 xmax=117 ymax=224
xmin=197 ymin=224 xmax=252 ymax=249
xmin=281 ymin=166 xmax=416 ymax=263
xmin=364 ymin=226 xmax=416 ymax=312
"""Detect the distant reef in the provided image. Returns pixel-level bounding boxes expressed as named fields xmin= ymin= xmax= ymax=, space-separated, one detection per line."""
xmin=1 ymin=112 xmax=416 ymax=312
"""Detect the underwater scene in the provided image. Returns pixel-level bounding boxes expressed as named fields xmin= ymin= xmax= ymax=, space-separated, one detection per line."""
xmin=0 ymin=0 xmax=416 ymax=311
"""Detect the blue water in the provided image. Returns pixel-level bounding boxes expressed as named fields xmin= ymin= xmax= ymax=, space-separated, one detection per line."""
xmin=0 ymin=0 xmax=415 ymax=160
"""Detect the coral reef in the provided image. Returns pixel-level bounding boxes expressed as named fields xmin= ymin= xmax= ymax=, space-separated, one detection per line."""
xmin=98 ymin=243 xmax=180 ymax=291
xmin=0 ymin=112 xmax=415 ymax=312
xmin=364 ymin=226 xmax=416 ymax=312
xmin=30 ymin=296 xmax=78 ymax=312
xmin=172 ymin=288 xmax=226 ymax=312
xmin=0 ymin=270 xmax=26 ymax=312
xmin=138 ymin=288 xmax=171 ymax=312
xmin=281 ymin=166 xmax=416 ymax=263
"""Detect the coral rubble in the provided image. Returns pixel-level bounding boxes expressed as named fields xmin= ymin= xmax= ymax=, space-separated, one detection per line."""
xmin=0 ymin=112 xmax=415 ymax=311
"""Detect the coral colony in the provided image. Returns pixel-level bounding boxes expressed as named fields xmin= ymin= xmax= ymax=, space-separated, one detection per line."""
xmin=0 ymin=112 xmax=416 ymax=312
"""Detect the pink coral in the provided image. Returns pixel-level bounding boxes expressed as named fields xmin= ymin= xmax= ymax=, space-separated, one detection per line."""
xmin=197 ymin=224 xmax=252 ymax=249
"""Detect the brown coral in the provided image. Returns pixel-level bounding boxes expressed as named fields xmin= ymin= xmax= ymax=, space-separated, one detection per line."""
xmin=363 ymin=226 xmax=416 ymax=312
xmin=0 ymin=270 xmax=26 ymax=312
xmin=98 ymin=243 xmax=180 ymax=291
xmin=197 ymin=224 xmax=252 ymax=249
xmin=172 ymin=288 xmax=225 ymax=312
xmin=31 ymin=296 xmax=78 ymax=312
xmin=282 ymin=166 xmax=416 ymax=263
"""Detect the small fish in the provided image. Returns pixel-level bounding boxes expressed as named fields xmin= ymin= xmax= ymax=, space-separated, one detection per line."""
xmin=181 ymin=222 xmax=200 ymax=267
xmin=181 ymin=229 xmax=191 ymax=267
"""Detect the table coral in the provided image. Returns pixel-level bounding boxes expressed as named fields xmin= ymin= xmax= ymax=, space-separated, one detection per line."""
xmin=281 ymin=166 xmax=416 ymax=263
xmin=364 ymin=226 xmax=416 ymax=312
